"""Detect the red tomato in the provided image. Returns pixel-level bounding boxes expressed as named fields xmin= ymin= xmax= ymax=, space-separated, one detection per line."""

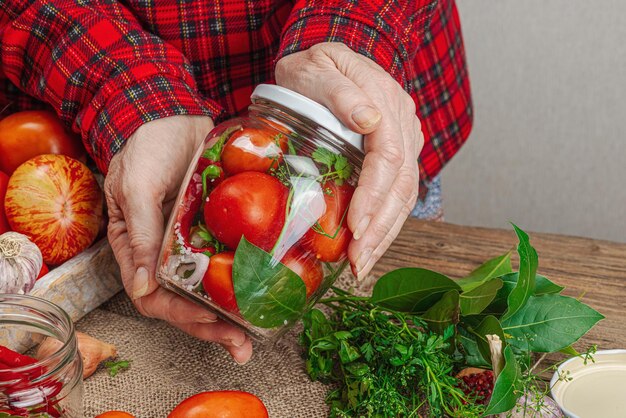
xmin=259 ymin=117 xmax=292 ymax=135
xmin=37 ymin=263 xmax=50 ymax=280
xmin=301 ymin=182 xmax=354 ymax=262
xmin=4 ymin=155 xmax=103 ymax=265
xmin=0 ymin=110 xmax=85 ymax=174
xmin=202 ymin=252 xmax=238 ymax=312
xmin=282 ymin=247 xmax=324 ymax=297
xmin=168 ymin=391 xmax=268 ymax=418
xmin=221 ymin=127 xmax=288 ymax=175
xmin=204 ymin=172 xmax=287 ymax=252
xmin=95 ymin=412 xmax=135 ymax=418
xmin=0 ymin=171 xmax=9 ymax=233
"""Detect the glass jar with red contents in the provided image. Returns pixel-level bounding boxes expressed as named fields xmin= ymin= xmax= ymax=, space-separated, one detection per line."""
xmin=157 ymin=85 xmax=364 ymax=342
xmin=0 ymin=295 xmax=83 ymax=417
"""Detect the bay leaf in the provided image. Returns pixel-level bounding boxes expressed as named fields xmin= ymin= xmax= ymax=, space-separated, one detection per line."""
xmin=460 ymin=278 xmax=503 ymax=316
xmin=458 ymin=326 xmax=491 ymax=368
xmin=484 ymin=346 xmax=522 ymax=415
xmin=233 ymin=237 xmax=306 ymax=328
xmin=457 ymin=251 xmax=513 ymax=292
xmin=472 ymin=315 xmax=506 ymax=366
xmin=371 ymin=268 xmax=460 ymax=313
xmin=502 ymin=294 xmax=604 ymax=352
xmin=502 ymin=224 xmax=537 ymax=321
xmin=422 ymin=290 xmax=460 ymax=335
xmin=488 ymin=272 xmax=563 ymax=314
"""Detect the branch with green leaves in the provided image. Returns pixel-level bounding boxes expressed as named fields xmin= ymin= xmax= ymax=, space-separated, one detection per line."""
xmin=300 ymin=224 xmax=604 ymax=417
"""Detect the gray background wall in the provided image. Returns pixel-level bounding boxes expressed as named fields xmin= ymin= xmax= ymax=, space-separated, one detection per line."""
xmin=442 ymin=1 xmax=626 ymax=243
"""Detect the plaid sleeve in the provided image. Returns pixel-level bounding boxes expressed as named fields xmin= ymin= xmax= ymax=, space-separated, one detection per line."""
xmin=0 ymin=0 xmax=223 ymax=173
xmin=276 ymin=0 xmax=439 ymax=93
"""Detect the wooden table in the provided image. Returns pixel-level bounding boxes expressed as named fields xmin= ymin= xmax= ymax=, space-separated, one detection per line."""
xmin=373 ymin=220 xmax=626 ymax=351
xmin=79 ymin=220 xmax=626 ymax=416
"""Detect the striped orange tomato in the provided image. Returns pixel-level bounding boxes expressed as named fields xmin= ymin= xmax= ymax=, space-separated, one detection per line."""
xmin=4 ymin=154 xmax=103 ymax=265
xmin=0 ymin=170 xmax=9 ymax=233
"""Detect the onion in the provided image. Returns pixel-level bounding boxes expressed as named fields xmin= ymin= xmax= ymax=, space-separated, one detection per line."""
xmin=36 ymin=331 xmax=117 ymax=379
xmin=165 ymin=252 xmax=210 ymax=287
xmin=0 ymin=231 xmax=43 ymax=294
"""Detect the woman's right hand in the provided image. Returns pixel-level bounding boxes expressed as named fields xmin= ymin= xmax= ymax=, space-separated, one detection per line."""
xmin=104 ymin=115 xmax=254 ymax=364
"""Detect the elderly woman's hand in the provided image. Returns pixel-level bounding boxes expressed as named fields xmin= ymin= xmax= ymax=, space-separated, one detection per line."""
xmin=275 ymin=42 xmax=424 ymax=279
xmin=104 ymin=115 xmax=253 ymax=364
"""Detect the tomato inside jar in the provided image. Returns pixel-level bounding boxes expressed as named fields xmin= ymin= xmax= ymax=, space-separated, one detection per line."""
xmin=157 ymin=85 xmax=364 ymax=342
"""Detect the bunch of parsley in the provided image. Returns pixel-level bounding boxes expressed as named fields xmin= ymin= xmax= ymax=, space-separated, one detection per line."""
xmin=300 ymin=287 xmax=484 ymax=418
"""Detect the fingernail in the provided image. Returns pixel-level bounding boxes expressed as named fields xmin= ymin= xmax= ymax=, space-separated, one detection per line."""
xmin=132 ymin=267 xmax=150 ymax=300
xmin=234 ymin=357 xmax=250 ymax=366
xmin=223 ymin=336 xmax=246 ymax=348
xmin=353 ymin=216 xmax=371 ymax=240
xmin=200 ymin=315 xmax=218 ymax=323
xmin=352 ymin=105 xmax=381 ymax=129
xmin=355 ymin=249 xmax=372 ymax=274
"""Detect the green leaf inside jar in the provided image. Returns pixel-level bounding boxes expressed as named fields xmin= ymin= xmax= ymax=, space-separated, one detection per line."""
xmin=232 ymin=236 xmax=307 ymax=328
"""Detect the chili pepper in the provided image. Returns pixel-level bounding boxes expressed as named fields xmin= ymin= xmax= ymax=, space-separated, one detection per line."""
xmin=0 ymin=409 xmax=29 ymax=418
xmin=31 ymin=398 xmax=63 ymax=418
xmin=175 ymin=159 xmax=223 ymax=255
xmin=0 ymin=347 xmax=36 ymax=369
xmin=2 ymin=379 xmax=63 ymax=418
xmin=201 ymin=163 xmax=224 ymax=200
xmin=0 ymin=347 xmax=46 ymax=384
xmin=1 ymin=346 xmax=64 ymax=417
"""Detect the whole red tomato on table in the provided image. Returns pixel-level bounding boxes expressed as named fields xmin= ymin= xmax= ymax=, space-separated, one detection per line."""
xmin=221 ymin=127 xmax=288 ymax=175
xmin=95 ymin=412 xmax=135 ymax=418
xmin=0 ymin=110 xmax=85 ymax=174
xmin=168 ymin=391 xmax=269 ymax=418
xmin=0 ymin=171 xmax=10 ymax=233
xmin=204 ymin=171 xmax=288 ymax=252
xmin=4 ymin=154 xmax=103 ymax=265
xmin=301 ymin=181 xmax=354 ymax=262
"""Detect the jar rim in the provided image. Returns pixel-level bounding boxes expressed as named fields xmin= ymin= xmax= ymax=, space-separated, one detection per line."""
xmin=251 ymin=84 xmax=364 ymax=152
xmin=0 ymin=294 xmax=77 ymax=378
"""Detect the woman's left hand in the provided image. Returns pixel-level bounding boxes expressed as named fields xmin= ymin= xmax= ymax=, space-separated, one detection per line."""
xmin=275 ymin=42 xmax=424 ymax=279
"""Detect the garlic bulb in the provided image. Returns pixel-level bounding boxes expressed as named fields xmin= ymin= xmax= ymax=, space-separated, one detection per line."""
xmin=0 ymin=231 xmax=43 ymax=294
xmin=36 ymin=331 xmax=117 ymax=379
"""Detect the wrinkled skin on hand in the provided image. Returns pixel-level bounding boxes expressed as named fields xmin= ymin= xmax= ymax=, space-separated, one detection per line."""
xmin=105 ymin=116 xmax=253 ymax=364
xmin=276 ymin=42 xmax=424 ymax=280
xmin=104 ymin=42 xmax=423 ymax=362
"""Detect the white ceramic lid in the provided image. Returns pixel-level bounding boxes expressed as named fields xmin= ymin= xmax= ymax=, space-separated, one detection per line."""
xmin=251 ymin=84 xmax=364 ymax=152
xmin=551 ymin=349 xmax=626 ymax=418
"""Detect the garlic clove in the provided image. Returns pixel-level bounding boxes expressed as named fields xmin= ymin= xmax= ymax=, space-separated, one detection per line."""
xmin=36 ymin=331 xmax=117 ymax=379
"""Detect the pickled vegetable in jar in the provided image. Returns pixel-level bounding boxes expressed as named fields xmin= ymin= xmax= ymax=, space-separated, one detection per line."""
xmin=157 ymin=84 xmax=364 ymax=342
xmin=0 ymin=295 xmax=83 ymax=417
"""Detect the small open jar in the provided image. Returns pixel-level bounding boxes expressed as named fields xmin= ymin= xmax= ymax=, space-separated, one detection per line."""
xmin=0 ymin=294 xmax=83 ymax=417
xmin=158 ymin=84 xmax=364 ymax=342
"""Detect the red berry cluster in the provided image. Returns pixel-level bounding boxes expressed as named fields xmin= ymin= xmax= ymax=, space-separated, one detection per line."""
xmin=459 ymin=370 xmax=494 ymax=405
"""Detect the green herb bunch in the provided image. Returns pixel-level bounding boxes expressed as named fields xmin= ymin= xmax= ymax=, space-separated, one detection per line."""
xmin=300 ymin=224 xmax=605 ymax=417
xmin=302 ymin=289 xmax=484 ymax=417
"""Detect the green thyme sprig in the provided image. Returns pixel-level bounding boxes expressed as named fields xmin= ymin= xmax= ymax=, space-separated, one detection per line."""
xmin=301 ymin=287 xmax=484 ymax=418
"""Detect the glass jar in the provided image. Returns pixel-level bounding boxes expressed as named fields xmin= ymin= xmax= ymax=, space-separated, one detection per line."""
xmin=157 ymin=84 xmax=364 ymax=342
xmin=0 ymin=294 xmax=83 ymax=417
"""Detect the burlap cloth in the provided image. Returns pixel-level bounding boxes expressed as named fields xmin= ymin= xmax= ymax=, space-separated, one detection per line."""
xmin=78 ymin=274 xmax=371 ymax=418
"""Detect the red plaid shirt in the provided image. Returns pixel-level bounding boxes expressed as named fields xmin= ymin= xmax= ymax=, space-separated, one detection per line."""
xmin=0 ymin=0 xmax=472 ymax=191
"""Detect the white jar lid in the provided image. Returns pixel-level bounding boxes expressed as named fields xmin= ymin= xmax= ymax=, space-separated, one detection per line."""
xmin=251 ymin=84 xmax=364 ymax=152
